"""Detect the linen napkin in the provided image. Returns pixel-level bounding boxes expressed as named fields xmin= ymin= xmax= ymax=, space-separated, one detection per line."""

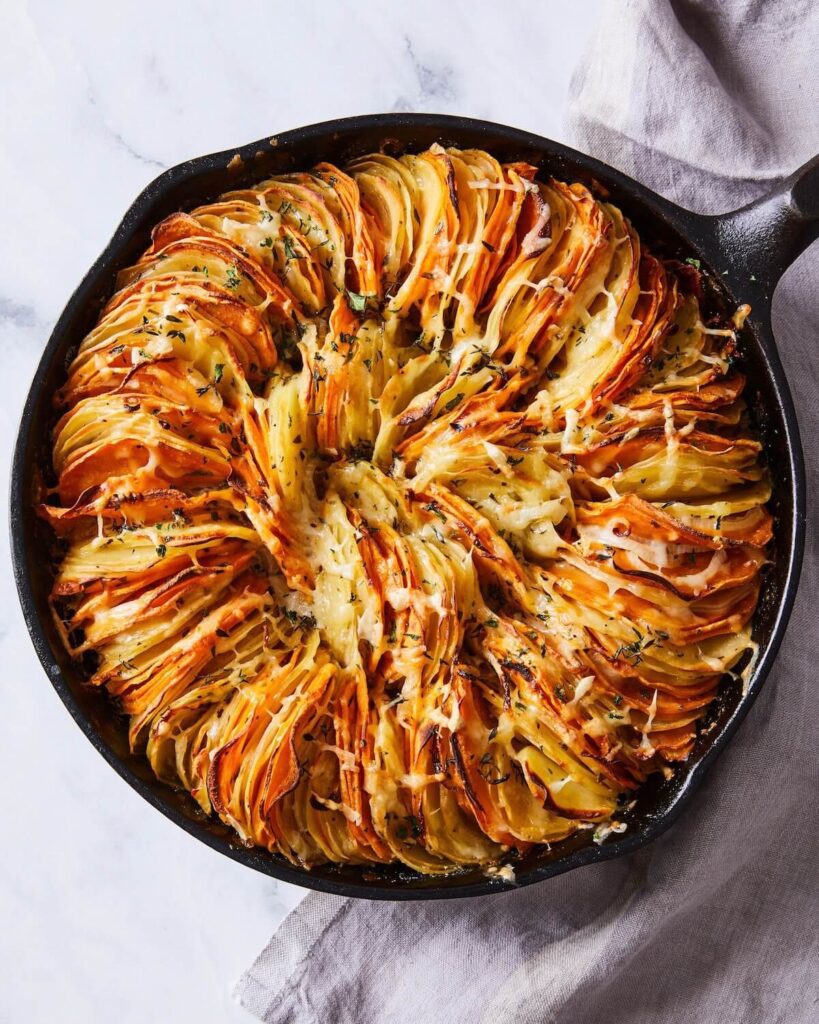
xmin=236 ymin=3 xmax=819 ymax=1021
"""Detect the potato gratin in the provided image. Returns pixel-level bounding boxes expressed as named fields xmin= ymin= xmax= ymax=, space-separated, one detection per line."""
xmin=43 ymin=145 xmax=770 ymax=875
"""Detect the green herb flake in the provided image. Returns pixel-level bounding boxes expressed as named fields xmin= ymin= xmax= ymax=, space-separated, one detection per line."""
xmin=346 ymin=290 xmax=369 ymax=312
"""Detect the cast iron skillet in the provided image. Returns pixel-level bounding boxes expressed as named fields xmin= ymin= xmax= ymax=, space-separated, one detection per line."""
xmin=11 ymin=114 xmax=816 ymax=900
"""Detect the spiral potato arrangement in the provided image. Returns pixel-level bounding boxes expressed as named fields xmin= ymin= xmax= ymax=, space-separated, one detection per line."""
xmin=43 ymin=145 xmax=770 ymax=875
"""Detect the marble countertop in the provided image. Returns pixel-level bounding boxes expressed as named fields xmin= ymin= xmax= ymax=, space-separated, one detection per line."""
xmin=0 ymin=1 xmax=601 ymax=1019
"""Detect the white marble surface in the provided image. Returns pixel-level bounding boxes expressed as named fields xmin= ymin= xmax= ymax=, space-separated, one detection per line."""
xmin=0 ymin=1 xmax=601 ymax=1020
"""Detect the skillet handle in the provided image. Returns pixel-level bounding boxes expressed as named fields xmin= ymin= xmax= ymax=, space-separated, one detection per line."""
xmin=713 ymin=154 xmax=819 ymax=300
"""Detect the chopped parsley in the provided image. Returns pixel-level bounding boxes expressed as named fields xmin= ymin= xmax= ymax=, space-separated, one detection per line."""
xmin=346 ymin=290 xmax=371 ymax=313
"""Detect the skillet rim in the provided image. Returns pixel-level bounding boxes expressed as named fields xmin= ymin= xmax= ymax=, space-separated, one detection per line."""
xmin=10 ymin=112 xmax=806 ymax=900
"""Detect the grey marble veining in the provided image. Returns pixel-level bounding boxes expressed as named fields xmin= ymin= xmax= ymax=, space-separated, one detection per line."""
xmin=0 ymin=1 xmax=601 ymax=1020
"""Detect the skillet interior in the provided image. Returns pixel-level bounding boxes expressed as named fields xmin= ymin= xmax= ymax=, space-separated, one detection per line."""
xmin=11 ymin=114 xmax=803 ymax=899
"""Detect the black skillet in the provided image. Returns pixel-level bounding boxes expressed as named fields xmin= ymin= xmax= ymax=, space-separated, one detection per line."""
xmin=10 ymin=114 xmax=815 ymax=900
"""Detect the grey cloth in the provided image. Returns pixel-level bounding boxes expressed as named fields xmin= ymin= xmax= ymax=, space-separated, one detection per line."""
xmin=236 ymin=3 xmax=819 ymax=1021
